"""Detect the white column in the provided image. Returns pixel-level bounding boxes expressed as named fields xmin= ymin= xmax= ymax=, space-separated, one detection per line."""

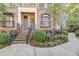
xmin=18 ymin=12 xmax=22 ymax=30
xmin=35 ymin=12 xmax=37 ymax=29
xmin=18 ymin=12 xmax=22 ymax=25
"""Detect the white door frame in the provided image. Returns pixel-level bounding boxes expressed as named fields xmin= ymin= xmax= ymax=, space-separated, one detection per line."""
xmin=18 ymin=8 xmax=37 ymax=30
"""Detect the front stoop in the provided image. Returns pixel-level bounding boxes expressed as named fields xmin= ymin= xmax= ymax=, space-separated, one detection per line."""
xmin=12 ymin=29 xmax=32 ymax=44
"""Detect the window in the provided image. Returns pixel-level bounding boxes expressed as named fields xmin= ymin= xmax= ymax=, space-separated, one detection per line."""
xmin=0 ymin=16 xmax=14 ymax=28
xmin=10 ymin=3 xmax=12 ymax=6
xmin=0 ymin=12 xmax=15 ymax=28
xmin=31 ymin=3 xmax=36 ymax=7
xmin=10 ymin=3 xmax=15 ymax=6
xmin=47 ymin=3 xmax=52 ymax=7
xmin=39 ymin=3 xmax=44 ymax=9
xmin=40 ymin=14 xmax=50 ymax=28
xmin=6 ymin=16 xmax=14 ymax=27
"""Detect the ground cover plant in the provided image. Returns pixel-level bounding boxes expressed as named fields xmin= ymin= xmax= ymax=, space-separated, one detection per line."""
xmin=30 ymin=30 xmax=68 ymax=47
xmin=0 ymin=32 xmax=10 ymax=49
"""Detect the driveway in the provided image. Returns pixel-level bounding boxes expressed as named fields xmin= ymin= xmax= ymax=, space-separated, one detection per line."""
xmin=0 ymin=33 xmax=79 ymax=56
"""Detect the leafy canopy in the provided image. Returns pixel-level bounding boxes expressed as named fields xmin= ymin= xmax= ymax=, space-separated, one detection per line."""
xmin=47 ymin=3 xmax=79 ymax=24
xmin=0 ymin=3 xmax=7 ymax=20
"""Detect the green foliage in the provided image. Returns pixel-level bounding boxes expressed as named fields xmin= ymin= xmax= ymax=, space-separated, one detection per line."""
xmin=0 ymin=44 xmax=6 ymax=49
xmin=63 ymin=26 xmax=70 ymax=31
xmin=47 ymin=3 xmax=62 ymax=20
xmin=0 ymin=15 xmax=6 ymax=21
xmin=65 ymin=4 xmax=79 ymax=16
xmin=67 ymin=18 xmax=79 ymax=26
xmin=64 ymin=24 xmax=79 ymax=32
xmin=50 ymin=34 xmax=68 ymax=41
xmin=32 ymin=30 xmax=46 ymax=42
xmin=32 ymin=30 xmax=68 ymax=47
xmin=0 ymin=3 xmax=6 ymax=12
xmin=47 ymin=3 xmax=79 ymax=28
xmin=32 ymin=33 xmax=68 ymax=47
xmin=47 ymin=3 xmax=63 ymax=14
xmin=0 ymin=3 xmax=7 ymax=21
xmin=47 ymin=3 xmax=63 ymax=31
xmin=0 ymin=32 xmax=9 ymax=44
xmin=75 ymin=30 xmax=79 ymax=37
xmin=64 ymin=4 xmax=79 ymax=22
xmin=62 ymin=30 xmax=68 ymax=35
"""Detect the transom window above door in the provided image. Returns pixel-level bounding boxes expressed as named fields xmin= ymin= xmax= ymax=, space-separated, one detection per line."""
xmin=24 ymin=16 xmax=28 ymax=19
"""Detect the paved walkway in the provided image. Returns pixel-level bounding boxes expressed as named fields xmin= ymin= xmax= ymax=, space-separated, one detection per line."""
xmin=0 ymin=33 xmax=79 ymax=56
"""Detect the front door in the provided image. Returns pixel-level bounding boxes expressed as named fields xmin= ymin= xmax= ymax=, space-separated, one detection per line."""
xmin=22 ymin=16 xmax=28 ymax=31
xmin=21 ymin=13 xmax=35 ymax=31
xmin=31 ymin=19 xmax=35 ymax=29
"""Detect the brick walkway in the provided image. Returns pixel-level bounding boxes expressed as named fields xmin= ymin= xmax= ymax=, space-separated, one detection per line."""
xmin=0 ymin=33 xmax=79 ymax=56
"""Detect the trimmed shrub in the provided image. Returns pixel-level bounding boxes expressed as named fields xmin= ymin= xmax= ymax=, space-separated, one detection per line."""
xmin=75 ymin=30 xmax=79 ymax=37
xmin=31 ymin=30 xmax=68 ymax=47
xmin=32 ymin=30 xmax=46 ymax=42
xmin=50 ymin=34 xmax=68 ymax=42
xmin=64 ymin=26 xmax=70 ymax=31
xmin=62 ymin=30 xmax=68 ymax=35
xmin=0 ymin=32 xmax=9 ymax=44
xmin=64 ymin=24 xmax=79 ymax=32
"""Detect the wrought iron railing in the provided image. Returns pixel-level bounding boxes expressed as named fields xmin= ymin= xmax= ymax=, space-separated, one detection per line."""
xmin=0 ymin=20 xmax=15 ymax=28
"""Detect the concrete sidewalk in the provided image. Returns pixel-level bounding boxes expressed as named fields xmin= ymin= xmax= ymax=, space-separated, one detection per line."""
xmin=0 ymin=33 xmax=79 ymax=56
xmin=35 ymin=33 xmax=79 ymax=56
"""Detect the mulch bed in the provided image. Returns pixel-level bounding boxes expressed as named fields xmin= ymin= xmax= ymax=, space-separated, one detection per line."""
xmin=29 ymin=38 xmax=68 ymax=48
xmin=0 ymin=44 xmax=9 ymax=49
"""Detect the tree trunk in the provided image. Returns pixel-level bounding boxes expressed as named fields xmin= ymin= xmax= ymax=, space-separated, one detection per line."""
xmin=53 ymin=11 xmax=57 ymax=33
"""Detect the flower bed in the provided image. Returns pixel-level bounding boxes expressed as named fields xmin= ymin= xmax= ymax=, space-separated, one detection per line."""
xmin=30 ymin=30 xmax=68 ymax=47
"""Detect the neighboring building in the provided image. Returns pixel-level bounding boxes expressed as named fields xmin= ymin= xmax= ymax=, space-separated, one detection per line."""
xmin=0 ymin=3 xmax=60 ymax=33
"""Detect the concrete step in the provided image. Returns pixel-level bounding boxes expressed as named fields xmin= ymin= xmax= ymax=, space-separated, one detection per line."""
xmin=14 ymin=38 xmax=27 ymax=41
xmin=12 ymin=29 xmax=32 ymax=44
xmin=12 ymin=40 xmax=27 ymax=44
xmin=17 ymin=34 xmax=26 ymax=36
xmin=16 ymin=36 xmax=26 ymax=38
xmin=18 ymin=34 xmax=27 ymax=36
xmin=20 ymin=32 xmax=29 ymax=34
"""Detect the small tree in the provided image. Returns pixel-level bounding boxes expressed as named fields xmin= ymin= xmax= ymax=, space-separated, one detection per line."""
xmin=63 ymin=3 xmax=79 ymax=32
xmin=47 ymin=3 xmax=79 ymax=32
xmin=47 ymin=3 xmax=63 ymax=33
xmin=0 ymin=3 xmax=7 ymax=27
